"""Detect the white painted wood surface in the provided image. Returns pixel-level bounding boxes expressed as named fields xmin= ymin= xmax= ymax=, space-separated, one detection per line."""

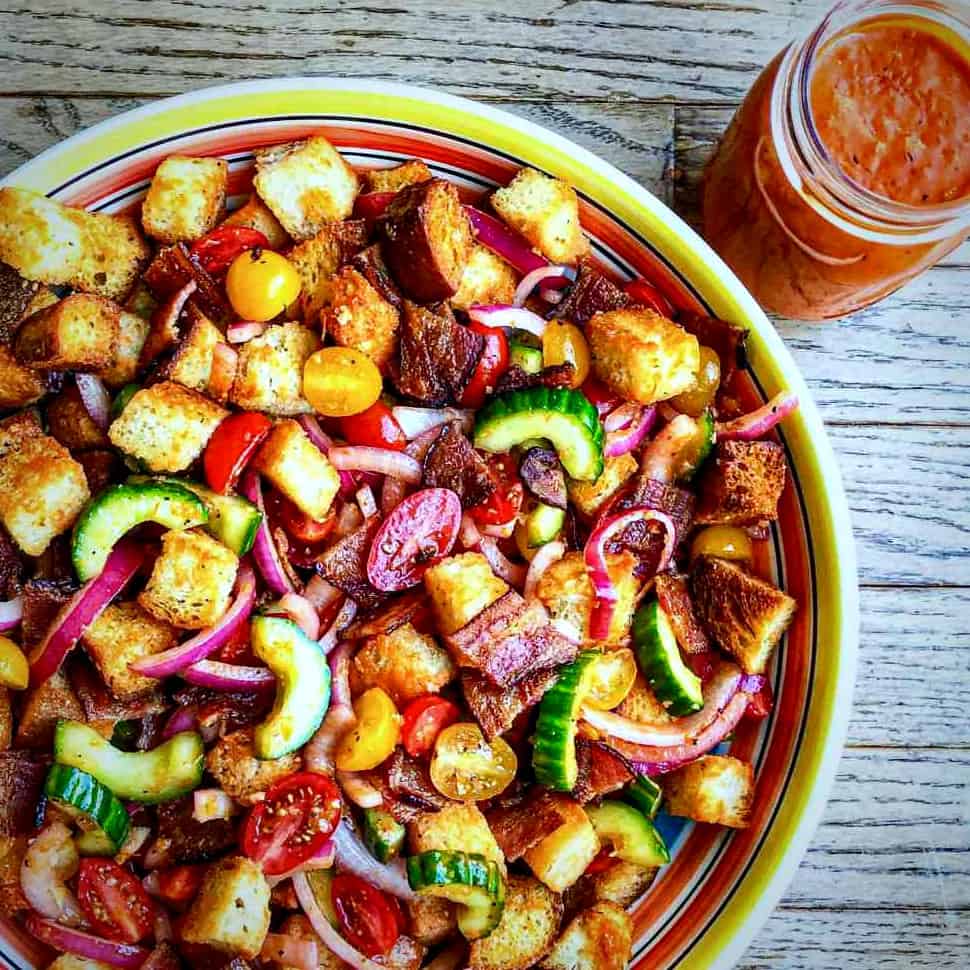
xmin=1 ymin=3 xmax=967 ymax=966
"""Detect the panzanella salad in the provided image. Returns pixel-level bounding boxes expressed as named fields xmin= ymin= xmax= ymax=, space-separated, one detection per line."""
xmin=0 ymin=136 xmax=797 ymax=970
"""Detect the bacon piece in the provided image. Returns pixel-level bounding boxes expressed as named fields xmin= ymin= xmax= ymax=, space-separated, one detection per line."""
xmin=493 ymin=362 xmax=575 ymax=394
xmin=21 ymin=577 xmax=77 ymax=649
xmin=349 ymin=244 xmax=403 ymax=310
xmin=0 ymin=260 xmax=41 ymax=344
xmin=341 ymin=588 xmax=432 ymax=641
xmin=316 ymin=517 xmax=387 ymax=611
xmin=147 ymin=797 xmax=236 ymax=868
xmin=461 ymin=667 xmax=557 ymax=739
xmin=378 ymin=749 xmax=449 ymax=824
xmin=0 ymin=527 xmax=22 ymax=600
xmin=518 ymin=447 xmax=567 ymax=510
xmin=422 ymin=421 xmax=494 ymax=509
xmin=142 ymin=243 xmax=229 ymax=323
xmin=68 ymin=657 xmax=168 ymax=722
xmin=141 ymin=943 xmax=184 ymax=970
xmin=654 ymin=572 xmax=710 ymax=654
xmin=555 ymin=262 xmax=630 ymax=326
xmin=139 ymin=279 xmax=197 ymax=369
xmin=75 ymin=449 xmax=118 ymax=496
xmin=573 ymin=740 xmax=636 ymax=804
xmin=486 ymin=790 xmax=574 ymax=861
xmin=0 ymin=752 xmax=46 ymax=836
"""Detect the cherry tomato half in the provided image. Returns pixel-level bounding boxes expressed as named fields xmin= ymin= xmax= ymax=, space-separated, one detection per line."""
xmin=339 ymin=401 xmax=407 ymax=452
xmin=303 ymin=346 xmax=383 ymax=418
xmin=401 ymin=695 xmax=462 ymax=758
xmin=203 ymin=411 xmax=273 ymax=494
xmin=226 ymin=249 xmax=302 ymax=322
xmin=624 ymin=278 xmax=675 ymax=318
xmin=468 ymin=455 xmax=523 ymax=527
xmin=459 ymin=322 xmax=510 ymax=409
xmin=580 ymin=375 xmax=621 ymax=416
xmin=331 ymin=873 xmax=403 ymax=957
xmin=430 ymin=722 xmax=517 ymax=801
xmin=746 ymin=678 xmax=774 ymax=720
xmin=585 ymin=846 xmax=620 ymax=876
xmin=265 ymin=488 xmax=336 ymax=545
xmin=155 ymin=864 xmax=207 ymax=909
xmin=77 ymin=858 xmax=155 ymax=943
xmin=366 ymin=488 xmax=462 ymax=592
xmin=542 ymin=321 xmax=590 ymax=388
xmin=189 ymin=226 xmax=270 ymax=276
xmin=241 ymin=772 xmax=342 ymax=876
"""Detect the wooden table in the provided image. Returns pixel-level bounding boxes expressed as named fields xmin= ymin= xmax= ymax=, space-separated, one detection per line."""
xmin=1 ymin=2 xmax=967 ymax=966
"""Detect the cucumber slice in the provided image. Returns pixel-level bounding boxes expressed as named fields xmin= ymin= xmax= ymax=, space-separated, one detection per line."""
xmin=305 ymin=869 xmax=339 ymax=928
xmin=251 ymin=616 xmax=331 ymax=760
xmin=532 ymin=651 xmax=601 ymax=791
xmin=632 ymin=600 xmax=703 ymax=717
xmin=673 ymin=410 xmax=715 ymax=481
xmin=509 ymin=341 xmax=543 ymax=374
xmin=74 ymin=828 xmax=119 ymax=856
xmin=474 ymin=387 xmax=604 ymax=482
xmin=54 ymin=721 xmax=204 ymax=804
xmin=623 ymin=774 xmax=663 ymax=819
xmin=407 ymin=850 xmax=505 ymax=940
xmin=362 ymin=807 xmax=406 ymax=863
xmin=110 ymin=383 xmax=139 ymax=419
xmin=72 ymin=482 xmax=208 ymax=581
xmin=524 ymin=502 xmax=566 ymax=547
xmin=44 ymin=765 xmax=130 ymax=853
xmin=585 ymin=800 xmax=670 ymax=867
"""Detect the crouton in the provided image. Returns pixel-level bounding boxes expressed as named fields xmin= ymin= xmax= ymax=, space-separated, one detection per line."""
xmin=230 ymin=323 xmax=319 ymax=416
xmin=161 ymin=306 xmax=227 ymax=395
xmin=276 ymin=914 xmax=344 ymax=970
xmin=142 ymin=155 xmax=228 ymax=243
xmin=541 ymin=901 xmax=632 ymax=970
xmin=320 ymin=266 xmax=400 ymax=370
xmin=205 ymin=728 xmax=301 ymax=802
xmin=661 ymin=754 xmax=755 ymax=828
xmin=124 ymin=281 xmax=157 ymax=321
xmin=285 ymin=221 xmax=368 ymax=324
xmin=108 ymin=381 xmax=228 ymax=473
xmin=253 ymin=135 xmax=359 ymax=240
xmin=690 ymin=556 xmax=796 ymax=674
xmin=587 ymin=307 xmax=700 ymax=405
xmin=695 ymin=440 xmax=787 ymax=527
xmin=566 ymin=452 xmax=637 ymax=520
xmin=0 ymin=835 xmax=27 ymax=918
xmin=0 ymin=188 xmax=84 ymax=285
xmin=491 ymin=168 xmax=589 ymax=265
xmin=364 ymin=159 xmax=433 ymax=193
xmin=0 ymin=689 xmax=11 ymax=751
xmin=68 ymin=210 xmax=151 ymax=301
xmin=220 ymin=194 xmax=291 ymax=250
xmin=0 ymin=260 xmax=41 ymax=343
xmin=252 ymin=418 xmax=340 ymax=521
xmin=406 ymin=895 xmax=457 ymax=947
xmin=410 ymin=803 xmax=506 ymax=877
xmin=46 ymin=384 xmax=110 ymax=451
xmin=469 ymin=875 xmax=562 ymax=970
xmin=15 ymin=669 xmax=83 ymax=748
xmin=14 ymin=294 xmax=120 ymax=372
xmin=138 ymin=529 xmax=238 ymax=629
xmin=423 ymin=552 xmax=508 ymax=636
xmin=81 ymin=602 xmax=178 ymax=699
xmin=0 ymin=345 xmax=46 ymax=410
xmin=180 ymin=855 xmax=270 ymax=958
xmin=536 ymin=551 xmax=640 ymax=644
xmin=616 ymin=673 xmax=674 ymax=724
xmin=450 ymin=244 xmax=518 ymax=311
xmin=47 ymin=955 xmax=115 ymax=970
xmin=352 ymin=623 xmax=456 ymax=705
xmin=524 ymin=798 xmax=600 ymax=893
xmin=570 ymin=860 xmax=657 ymax=913
xmin=99 ymin=310 xmax=149 ymax=388
xmin=0 ymin=411 xmax=89 ymax=556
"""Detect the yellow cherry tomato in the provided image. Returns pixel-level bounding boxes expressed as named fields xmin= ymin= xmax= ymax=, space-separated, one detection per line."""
xmin=226 ymin=249 xmax=302 ymax=322
xmin=542 ymin=321 xmax=591 ymax=388
xmin=671 ymin=345 xmax=721 ymax=416
xmin=303 ymin=346 xmax=383 ymax=417
xmin=690 ymin=525 xmax=754 ymax=564
xmin=430 ymin=722 xmax=517 ymax=801
xmin=585 ymin=648 xmax=638 ymax=711
xmin=0 ymin=636 xmax=28 ymax=690
xmin=335 ymin=687 xmax=402 ymax=771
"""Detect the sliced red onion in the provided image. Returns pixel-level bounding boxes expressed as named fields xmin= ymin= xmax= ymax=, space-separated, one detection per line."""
xmin=329 ymin=640 xmax=354 ymax=710
xmin=115 ymin=826 xmax=151 ymax=865
xmin=465 ymin=208 xmax=571 ymax=287
xmin=603 ymin=402 xmax=642 ymax=433
xmin=318 ymin=598 xmax=358 ymax=656
xmin=28 ymin=540 xmax=144 ymax=687
xmin=380 ymin=474 xmax=409 ymax=517
xmin=261 ymin=932 xmax=318 ymax=970
xmin=304 ymin=701 xmax=355 ymax=774
xmin=332 ymin=823 xmax=416 ymax=901
xmin=459 ymin=513 xmax=482 ymax=550
xmin=584 ymin=508 xmax=675 ymax=640
xmin=604 ymin=405 xmax=657 ymax=458
xmin=740 ymin=673 xmax=768 ymax=694
xmin=355 ymin=484 xmax=378 ymax=519
xmin=391 ymin=406 xmax=473 ymax=440
xmin=524 ymin=540 xmax=566 ymax=599
xmin=329 ymin=446 xmax=422 ymax=484
xmin=193 ymin=788 xmax=237 ymax=822
xmin=227 ymin=320 xmax=269 ymax=344
xmin=0 ymin=595 xmax=22 ymax=632
xmin=131 ymin=561 xmax=256 ymax=678
xmin=467 ymin=303 xmax=549 ymax=338
xmin=478 ymin=535 xmax=527 ymax=588
xmin=266 ymin=838 xmax=336 ymax=886
xmin=717 ymin=391 xmax=798 ymax=441
xmin=639 ymin=413 xmax=699 ymax=484
xmin=240 ymin=470 xmax=297 ymax=595
xmin=182 ymin=659 xmax=275 ymax=691
xmin=26 ymin=916 xmax=149 ymax=969
xmin=141 ymin=871 xmax=161 ymax=899
xmin=161 ymin=705 xmax=199 ymax=740
xmin=209 ymin=342 xmax=238 ymax=400
xmin=480 ymin=518 xmax=517 ymax=540
xmin=268 ymin=592 xmax=321 ymax=640
xmin=75 ymin=373 xmax=111 ymax=430
xmin=297 ymin=414 xmax=335 ymax=452
xmin=303 ymin=574 xmax=343 ymax=615
xmin=513 ymin=264 xmax=572 ymax=307
xmin=337 ymin=770 xmax=383 ymax=809
xmin=332 ymin=500 xmax=364 ymax=541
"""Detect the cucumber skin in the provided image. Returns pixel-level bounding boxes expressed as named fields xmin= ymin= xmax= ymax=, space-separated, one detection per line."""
xmin=509 ymin=342 xmax=543 ymax=374
xmin=586 ymin=799 xmax=670 ymax=867
xmin=44 ymin=764 xmax=130 ymax=852
xmin=677 ymin=410 xmax=716 ymax=481
xmin=624 ymin=774 xmax=663 ymax=819
xmin=362 ymin=808 xmax=406 ymax=863
xmin=632 ymin=601 xmax=704 ymax=717
xmin=525 ymin=502 xmax=566 ymax=547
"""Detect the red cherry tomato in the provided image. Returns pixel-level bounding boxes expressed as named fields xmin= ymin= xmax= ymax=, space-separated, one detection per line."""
xmin=401 ymin=695 xmax=462 ymax=758
xmin=685 ymin=650 xmax=716 ymax=681
xmin=745 ymin=678 xmax=774 ymax=720
xmin=203 ymin=411 xmax=273 ymax=494
xmin=366 ymin=488 xmax=462 ymax=592
xmin=155 ymin=864 xmax=207 ymax=909
xmin=624 ymin=278 xmax=675 ymax=318
xmin=330 ymin=873 xmax=403 ymax=958
xmin=585 ymin=847 xmax=620 ymax=876
xmin=77 ymin=858 xmax=155 ymax=943
xmin=264 ymin=488 xmax=336 ymax=544
xmin=189 ymin=226 xmax=270 ymax=275
xmin=353 ymin=191 xmax=396 ymax=227
xmin=459 ymin=322 xmax=510 ymax=409
xmin=339 ymin=401 xmax=407 ymax=452
xmin=580 ymin=375 xmax=621 ymax=416
xmin=241 ymin=772 xmax=342 ymax=876
xmin=468 ymin=455 xmax=523 ymax=527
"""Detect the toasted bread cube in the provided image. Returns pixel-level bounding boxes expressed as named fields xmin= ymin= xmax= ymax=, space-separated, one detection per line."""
xmin=537 ymin=551 xmax=639 ymax=645
xmin=142 ymin=156 xmax=228 ymax=244
xmin=364 ymin=159 xmax=433 ymax=193
xmin=423 ymin=552 xmax=508 ymax=636
xmin=616 ymin=673 xmax=674 ymax=724
xmin=352 ymin=623 xmax=456 ymax=705
xmin=230 ymin=323 xmax=319 ymax=416
xmin=253 ymin=135 xmax=359 ymax=240
xmin=276 ymin=915 xmax=344 ymax=970
xmin=320 ymin=265 xmax=400 ymax=370
xmin=469 ymin=875 xmax=562 ymax=970
xmin=491 ymin=168 xmax=589 ymax=265
xmin=566 ymin=452 xmax=637 ymax=521
xmin=588 ymin=308 xmax=699 ymax=405
xmin=286 ymin=222 xmax=366 ymax=324
xmin=99 ymin=310 xmax=149 ymax=389
xmin=15 ymin=669 xmax=83 ymax=748
xmin=450 ymin=244 xmax=518 ymax=311
xmin=0 ymin=260 xmax=41 ymax=342
xmin=206 ymin=728 xmax=301 ymax=803
xmin=406 ymin=895 xmax=457 ymax=947
xmin=691 ymin=556 xmax=796 ymax=674
xmin=0 ymin=411 xmax=89 ymax=556
xmin=410 ymin=803 xmax=506 ymax=877
xmin=0 ymin=188 xmax=84 ymax=285
xmin=0 ymin=689 xmax=11 ymax=751
xmin=81 ymin=602 xmax=178 ymax=699
xmin=46 ymin=383 xmax=110 ymax=451
xmin=0 ymin=345 xmax=46 ymax=410
xmin=162 ymin=307 xmax=227 ymax=395
xmin=253 ymin=418 xmax=340 ymax=520
xmin=68 ymin=210 xmax=151 ymax=301
xmin=14 ymin=294 xmax=120 ymax=372
xmin=220 ymin=194 xmax=290 ymax=250
xmin=661 ymin=754 xmax=755 ymax=829
xmin=181 ymin=855 xmax=270 ymax=958
xmin=573 ymin=860 xmax=657 ymax=912
xmin=47 ymin=955 xmax=115 ymax=970
xmin=139 ymin=529 xmax=238 ymax=629
xmin=108 ymin=381 xmax=227 ymax=473
xmin=695 ymin=440 xmax=787 ymax=527
xmin=541 ymin=901 xmax=632 ymax=970
xmin=0 ymin=834 xmax=28 ymax=918
xmin=525 ymin=798 xmax=599 ymax=894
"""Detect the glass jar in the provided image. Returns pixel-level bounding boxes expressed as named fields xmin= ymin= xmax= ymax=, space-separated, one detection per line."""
xmin=702 ymin=0 xmax=970 ymax=320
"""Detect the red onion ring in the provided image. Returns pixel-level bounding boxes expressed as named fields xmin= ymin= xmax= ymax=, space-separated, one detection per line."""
xmin=480 ymin=518 xmax=517 ymax=539
xmin=0 ymin=595 xmax=22 ymax=632
xmin=513 ymin=264 xmax=572 ymax=307
xmin=240 ymin=470 xmax=297 ymax=595
xmin=161 ymin=705 xmax=199 ymax=741
xmin=604 ymin=405 xmax=657 ymax=458
xmin=467 ymin=304 xmax=548 ymax=338
xmin=459 ymin=513 xmax=483 ymax=550
xmin=26 ymin=916 xmax=149 ymax=969
xmin=464 ymin=208 xmax=571 ymax=287
xmin=318 ymin=598 xmax=358 ymax=656
xmin=639 ymin=413 xmax=699 ymax=484
xmin=331 ymin=823 xmax=416 ymax=901
xmin=75 ymin=374 xmax=111 ymax=431
xmin=303 ymin=575 xmax=343 ymax=616
xmin=603 ymin=402 xmax=642 ymax=433
xmin=477 ymin=535 xmax=527 ymax=588
xmin=297 ymin=415 xmax=358 ymax=497
xmin=336 ymin=770 xmax=383 ymax=809
xmin=329 ymin=446 xmax=422 ymax=483
xmin=524 ymin=540 xmax=566 ymax=599
xmin=268 ymin=592 xmax=321 ymax=640
xmin=227 ymin=320 xmax=269 ymax=344
xmin=391 ymin=406 xmax=473 ymax=440
xmin=716 ymin=391 xmax=798 ymax=441
xmin=182 ymin=659 xmax=275 ymax=691
xmin=380 ymin=474 xmax=409 ymax=517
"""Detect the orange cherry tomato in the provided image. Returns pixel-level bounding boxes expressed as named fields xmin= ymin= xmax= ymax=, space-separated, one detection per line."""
xmin=303 ymin=347 xmax=383 ymax=418
xmin=226 ymin=249 xmax=301 ymax=322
